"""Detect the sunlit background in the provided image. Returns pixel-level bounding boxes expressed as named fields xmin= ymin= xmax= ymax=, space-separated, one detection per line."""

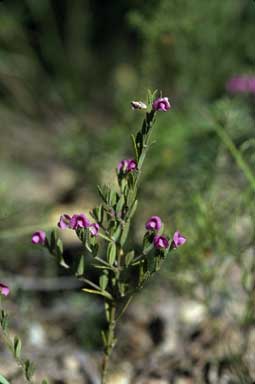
xmin=1 ymin=1 xmax=255 ymax=383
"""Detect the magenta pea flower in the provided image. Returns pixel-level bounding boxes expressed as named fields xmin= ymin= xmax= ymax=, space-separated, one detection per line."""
xmin=70 ymin=214 xmax=90 ymax=230
xmin=131 ymin=101 xmax=147 ymax=110
xmin=152 ymin=97 xmax=171 ymax=112
xmin=226 ymin=75 xmax=255 ymax=94
xmin=127 ymin=159 xmax=137 ymax=171
xmin=171 ymin=231 xmax=186 ymax=249
xmin=153 ymin=235 xmax=169 ymax=249
xmin=89 ymin=223 xmax=100 ymax=237
xmin=0 ymin=283 xmax=10 ymax=297
xmin=32 ymin=230 xmax=46 ymax=245
xmin=118 ymin=159 xmax=129 ymax=173
xmin=58 ymin=214 xmax=71 ymax=229
xmin=145 ymin=216 xmax=162 ymax=231
xmin=118 ymin=159 xmax=137 ymax=173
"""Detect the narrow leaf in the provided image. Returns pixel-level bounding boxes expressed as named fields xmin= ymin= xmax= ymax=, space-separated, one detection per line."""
xmin=125 ymin=250 xmax=135 ymax=266
xmin=82 ymin=288 xmax=113 ymax=300
xmin=99 ymin=274 xmax=109 ymax=291
xmin=13 ymin=336 xmax=22 ymax=359
xmin=107 ymin=242 xmax=116 ymax=265
xmin=0 ymin=374 xmax=11 ymax=384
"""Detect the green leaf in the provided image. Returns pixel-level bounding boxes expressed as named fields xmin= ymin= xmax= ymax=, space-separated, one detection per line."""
xmin=147 ymin=89 xmax=158 ymax=108
xmin=131 ymin=133 xmax=139 ymax=162
xmin=0 ymin=310 xmax=8 ymax=331
xmin=0 ymin=374 xmax=11 ymax=384
xmin=99 ymin=274 xmax=109 ymax=291
xmin=127 ymin=189 xmax=135 ymax=207
xmin=127 ymin=200 xmax=138 ymax=220
xmin=82 ymin=288 xmax=113 ymax=300
xmin=13 ymin=336 xmax=22 ymax=359
xmin=41 ymin=380 xmax=49 ymax=384
xmin=25 ymin=360 xmax=35 ymax=381
xmin=125 ymin=250 xmax=135 ymax=266
xmin=92 ymin=205 xmax=103 ymax=223
xmin=97 ymin=185 xmax=107 ymax=203
xmin=118 ymin=282 xmax=126 ymax=297
xmin=107 ymin=242 xmax=116 ymax=265
xmin=143 ymin=232 xmax=154 ymax=255
xmin=56 ymin=238 xmax=69 ymax=269
xmin=74 ymin=254 xmax=85 ymax=277
xmin=112 ymin=225 xmax=122 ymax=242
xmin=135 ymin=131 xmax=143 ymax=156
xmin=120 ymin=221 xmax=130 ymax=247
xmin=116 ymin=194 xmax=125 ymax=215
xmin=101 ymin=330 xmax=107 ymax=347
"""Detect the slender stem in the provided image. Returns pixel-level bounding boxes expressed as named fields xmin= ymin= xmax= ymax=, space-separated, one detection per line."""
xmin=102 ymin=302 xmax=116 ymax=384
xmin=116 ymin=295 xmax=133 ymax=322
xmin=0 ymin=300 xmax=35 ymax=383
xmin=81 ymin=277 xmax=102 ymax=291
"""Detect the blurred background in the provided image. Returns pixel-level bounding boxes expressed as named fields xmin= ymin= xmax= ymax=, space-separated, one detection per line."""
xmin=1 ymin=1 xmax=255 ymax=383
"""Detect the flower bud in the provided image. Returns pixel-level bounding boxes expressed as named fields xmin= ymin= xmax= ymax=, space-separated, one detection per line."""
xmin=32 ymin=231 xmax=46 ymax=245
xmin=152 ymin=97 xmax=171 ymax=111
xmin=0 ymin=283 xmax=10 ymax=296
xmin=89 ymin=223 xmax=100 ymax=237
xmin=118 ymin=159 xmax=137 ymax=173
xmin=171 ymin=231 xmax=186 ymax=249
xmin=145 ymin=216 xmax=162 ymax=231
xmin=58 ymin=214 xmax=71 ymax=229
xmin=131 ymin=101 xmax=147 ymax=110
xmin=70 ymin=214 xmax=90 ymax=230
xmin=153 ymin=235 xmax=169 ymax=249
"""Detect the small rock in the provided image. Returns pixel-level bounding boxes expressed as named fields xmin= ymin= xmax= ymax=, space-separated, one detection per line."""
xmin=180 ymin=301 xmax=206 ymax=326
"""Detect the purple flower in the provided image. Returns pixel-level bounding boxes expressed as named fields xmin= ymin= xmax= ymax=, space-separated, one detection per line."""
xmin=131 ymin=101 xmax=147 ymax=110
xmin=127 ymin=159 xmax=137 ymax=171
xmin=152 ymin=97 xmax=171 ymax=112
xmin=70 ymin=214 xmax=90 ymax=230
xmin=226 ymin=75 xmax=255 ymax=94
xmin=58 ymin=214 xmax=71 ymax=229
xmin=118 ymin=159 xmax=129 ymax=173
xmin=32 ymin=231 xmax=46 ymax=245
xmin=0 ymin=283 xmax=10 ymax=297
xmin=145 ymin=216 xmax=162 ymax=231
xmin=171 ymin=231 xmax=186 ymax=249
xmin=89 ymin=223 xmax=100 ymax=237
xmin=153 ymin=235 xmax=169 ymax=249
xmin=118 ymin=159 xmax=137 ymax=173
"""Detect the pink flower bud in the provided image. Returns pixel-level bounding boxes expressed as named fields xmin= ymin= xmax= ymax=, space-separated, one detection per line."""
xmin=89 ymin=223 xmax=100 ymax=237
xmin=0 ymin=283 xmax=10 ymax=296
xmin=70 ymin=214 xmax=90 ymax=230
xmin=58 ymin=214 xmax=71 ymax=229
xmin=171 ymin=231 xmax=186 ymax=249
xmin=145 ymin=216 xmax=162 ymax=231
xmin=152 ymin=97 xmax=171 ymax=111
xmin=131 ymin=101 xmax=147 ymax=110
xmin=32 ymin=231 xmax=46 ymax=244
xmin=153 ymin=235 xmax=169 ymax=249
xmin=118 ymin=159 xmax=137 ymax=173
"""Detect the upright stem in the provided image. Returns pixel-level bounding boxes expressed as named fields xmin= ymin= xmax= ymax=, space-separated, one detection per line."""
xmin=102 ymin=302 xmax=116 ymax=384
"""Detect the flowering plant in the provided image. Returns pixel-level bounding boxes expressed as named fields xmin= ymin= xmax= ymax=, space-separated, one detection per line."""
xmin=31 ymin=91 xmax=186 ymax=383
xmin=0 ymin=285 xmax=48 ymax=383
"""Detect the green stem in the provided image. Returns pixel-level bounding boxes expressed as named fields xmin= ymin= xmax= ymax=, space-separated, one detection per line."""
xmin=116 ymin=295 xmax=133 ymax=322
xmin=101 ymin=302 xmax=116 ymax=384
xmin=214 ymin=123 xmax=255 ymax=192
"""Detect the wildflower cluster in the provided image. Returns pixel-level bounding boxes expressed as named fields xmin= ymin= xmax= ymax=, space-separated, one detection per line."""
xmin=29 ymin=91 xmax=185 ymax=384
